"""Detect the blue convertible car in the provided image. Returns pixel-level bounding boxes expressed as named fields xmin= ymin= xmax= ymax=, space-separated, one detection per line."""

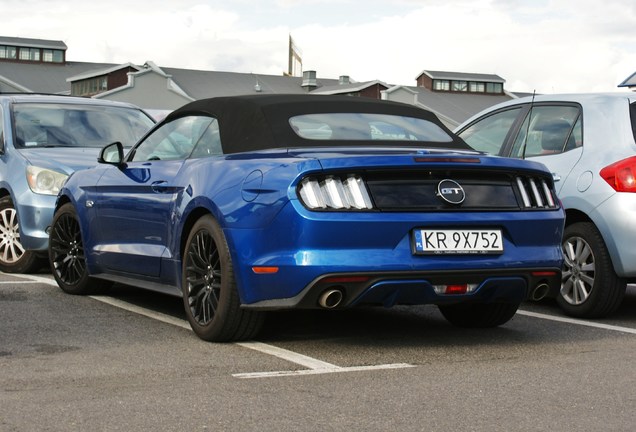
xmin=49 ymin=95 xmax=564 ymax=341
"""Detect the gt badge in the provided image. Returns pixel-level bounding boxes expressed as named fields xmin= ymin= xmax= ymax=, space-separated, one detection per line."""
xmin=437 ymin=179 xmax=465 ymax=205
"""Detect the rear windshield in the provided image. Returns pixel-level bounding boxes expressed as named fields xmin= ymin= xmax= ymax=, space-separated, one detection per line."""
xmin=13 ymin=103 xmax=155 ymax=149
xmin=289 ymin=113 xmax=453 ymax=142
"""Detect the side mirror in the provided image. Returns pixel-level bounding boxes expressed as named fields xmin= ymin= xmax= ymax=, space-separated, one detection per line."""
xmin=98 ymin=142 xmax=125 ymax=167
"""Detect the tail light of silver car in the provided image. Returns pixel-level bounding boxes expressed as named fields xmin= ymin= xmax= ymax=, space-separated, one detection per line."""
xmin=298 ymin=175 xmax=374 ymax=210
xmin=600 ymin=156 xmax=636 ymax=192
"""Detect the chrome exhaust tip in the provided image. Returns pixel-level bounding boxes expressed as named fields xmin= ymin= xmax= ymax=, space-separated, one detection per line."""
xmin=530 ymin=283 xmax=550 ymax=301
xmin=318 ymin=289 xmax=344 ymax=309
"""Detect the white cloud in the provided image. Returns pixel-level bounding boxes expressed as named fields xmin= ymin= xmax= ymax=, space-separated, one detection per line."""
xmin=2 ymin=0 xmax=634 ymax=93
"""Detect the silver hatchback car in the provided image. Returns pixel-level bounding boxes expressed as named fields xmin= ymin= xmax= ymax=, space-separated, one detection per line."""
xmin=455 ymin=92 xmax=636 ymax=318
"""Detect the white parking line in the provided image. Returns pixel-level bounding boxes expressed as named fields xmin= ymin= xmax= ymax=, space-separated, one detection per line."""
xmin=5 ymin=273 xmax=414 ymax=378
xmin=232 ymin=362 xmax=415 ymax=379
xmin=9 ymin=273 xmax=636 ymax=377
xmin=517 ymin=309 xmax=636 ymax=335
xmin=90 ymin=295 xmax=191 ymax=329
xmin=8 ymin=273 xmax=58 ymax=286
xmin=233 ymin=341 xmax=414 ymax=378
xmin=90 ymin=296 xmax=415 ymax=378
xmin=0 ymin=280 xmax=48 ymax=284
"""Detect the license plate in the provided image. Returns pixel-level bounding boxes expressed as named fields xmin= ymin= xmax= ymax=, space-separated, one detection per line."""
xmin=413 ymin=229 xmax=503 ymax=254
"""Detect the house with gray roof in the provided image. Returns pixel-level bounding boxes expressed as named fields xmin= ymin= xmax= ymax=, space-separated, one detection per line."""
xmin=382 ymin=70 xmax=516 ymax=128
xmin=1 ymin=35 xmax=524 ymax=126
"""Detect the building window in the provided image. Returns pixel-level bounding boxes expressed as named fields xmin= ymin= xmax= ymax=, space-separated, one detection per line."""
xmin=19 ymin=47 xmax=40 ymax=61
xmin=452 ymin=81 xmax=468 ymax=92
xmin=0 ymin=45 xmax=17 ymax=60
xmin=486 ymin=82 xmax=503 ymax=94
xmin=72 ymin=77 xmax=108 ymax=96
xmin=433 ymin=80 xmax=450 ymax=91
xmin=431 ymin=78 xmax=504 ymax=94
xmin=469 ymin=82 xmax=485 ymax=93
xmin=43 ymin=49 xmax=64 ymax=63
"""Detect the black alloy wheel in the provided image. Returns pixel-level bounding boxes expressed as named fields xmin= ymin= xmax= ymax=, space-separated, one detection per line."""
xmin=182 ymin=215 xmax=263 ymax=342
xmin=49 ymin=203 xmax=106 ymax=294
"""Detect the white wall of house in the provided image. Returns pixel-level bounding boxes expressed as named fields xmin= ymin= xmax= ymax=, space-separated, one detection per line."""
xmin=96 ymin=70 xmax=191 ymax=110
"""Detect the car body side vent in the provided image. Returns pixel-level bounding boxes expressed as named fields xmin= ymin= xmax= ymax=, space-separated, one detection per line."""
xmin=516 ymin=176 xmax=557 ymax=209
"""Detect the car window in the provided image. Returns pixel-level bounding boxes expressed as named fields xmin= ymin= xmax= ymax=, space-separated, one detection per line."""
xmin=131 ymin=116 xmax=215 ymax=162
xmin=457 ymin=107 xmax=522 ymax=155
xmin=13 ymin=103 xmax=154 ymax=148
xmin=190 ymin=118 xmax=222 ymax=158
xmin=289 ymin=113 xmax=453 ymax=142
xmin=510 ymin=105 xmax=581 ymax=158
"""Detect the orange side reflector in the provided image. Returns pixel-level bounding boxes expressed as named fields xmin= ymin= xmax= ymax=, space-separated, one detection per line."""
xmin=252 ymin=266 xmax=279 ymax=274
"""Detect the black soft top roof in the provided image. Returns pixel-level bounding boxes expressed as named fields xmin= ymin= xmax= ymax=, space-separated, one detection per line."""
xmin=165 ymin=94 xmax=470 ymax=154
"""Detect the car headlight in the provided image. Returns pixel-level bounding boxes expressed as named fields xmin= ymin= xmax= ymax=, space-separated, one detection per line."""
xmin=298 ymin=175 xmax=374 ymax=210
xmin=26 ymin=166 xmax=68 ymax=195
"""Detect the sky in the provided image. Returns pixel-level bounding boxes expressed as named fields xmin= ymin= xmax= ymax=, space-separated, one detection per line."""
xmin=3 ymin=0 xmax=635 ymax=93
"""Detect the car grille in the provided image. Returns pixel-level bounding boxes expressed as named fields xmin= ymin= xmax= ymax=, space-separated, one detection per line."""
xmin=365 ymin=170 xmax=558 ymax=211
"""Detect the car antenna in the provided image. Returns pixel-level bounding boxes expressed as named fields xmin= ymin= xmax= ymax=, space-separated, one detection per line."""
xmin=521 ymin=90 xmax=536 ymax=159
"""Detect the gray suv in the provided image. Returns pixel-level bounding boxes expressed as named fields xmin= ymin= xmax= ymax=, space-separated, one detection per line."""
xmin=456 ymin=92 xmax=636 ymax=318
xmin=0 ymin=94 xmax=154 ymax=273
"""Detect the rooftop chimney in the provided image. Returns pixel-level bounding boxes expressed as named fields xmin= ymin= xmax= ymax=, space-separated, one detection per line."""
xmin=339 ymin=75 xmax=350 ymax=85
xmin=301 ymin=70 xmax=317 ymax=91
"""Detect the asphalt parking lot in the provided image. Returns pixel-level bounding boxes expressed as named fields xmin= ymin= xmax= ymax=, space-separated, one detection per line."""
xmin=2 ymin=272 xmax=636 ymax=431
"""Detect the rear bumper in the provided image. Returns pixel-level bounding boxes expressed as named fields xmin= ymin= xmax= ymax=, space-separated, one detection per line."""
xmin=228 ymin=200 xmax=564 ymax=308
xmin=242 ymin=268 xmax=562 ymax=310
xmin=591 ymin=193 xmax=636 ymax=279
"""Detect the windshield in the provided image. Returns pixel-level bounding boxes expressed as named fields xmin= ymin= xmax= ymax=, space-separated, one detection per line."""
xmin=13 ymin=103 xmax=155 ymax=149
xmin=289 ymin=113 xmax=453 ymax=142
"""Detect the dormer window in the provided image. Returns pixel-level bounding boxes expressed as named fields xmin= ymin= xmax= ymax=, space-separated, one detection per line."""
xmin=43 ymin=49 xmax=64 ymax=63
xmin=452 ymin=81 xmax=468 ymax=92
xmin=0 ymin=45 xmax=17 ymax=60
xmin=19 ymin=48 xmax=40 ymax=61
xmin=433 ymin=80 xmax=450 ymax=91
xmin=420 ymin=71 xmax=505 ymax=95
xmin=431 ymin=79 xmax=503 ymax=94
xmin=0 ymin=37 xmax=66 ymax=64
xmin=71 ymin=77 xmax=108 ymax=96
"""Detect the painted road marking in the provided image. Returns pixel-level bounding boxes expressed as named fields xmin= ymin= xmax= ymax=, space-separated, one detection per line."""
xmin=516 ymin=309 xmax=636 ymax=335
xmin=6 ymin=273 xmax=414 ymax=378
xmin=8 ymin=273 xmax=636 ymax=377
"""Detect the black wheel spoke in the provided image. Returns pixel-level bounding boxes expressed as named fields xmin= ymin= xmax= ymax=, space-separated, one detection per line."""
xmin=51 ymin=213 xmax=86 ymax=285
xmin=185 ymin=229 xmax=222 ymax=326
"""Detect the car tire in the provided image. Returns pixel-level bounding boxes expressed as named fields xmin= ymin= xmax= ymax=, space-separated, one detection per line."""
xmin=439 ymin=302 xmax=520 ymax=328
xmin=557 ymin=221 xmax=626 ymax=318
xmin=182 ymin=215 xmax=264 ymax=342
xmin=0 ymin=196 xmax=43 ymax=273
xmin=49 ymin=203 xmax=109 ymax=295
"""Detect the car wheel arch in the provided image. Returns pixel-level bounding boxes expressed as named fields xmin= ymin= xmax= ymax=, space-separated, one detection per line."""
xmin=54 ymin=195 xmax=73 ymax=213
xmin=564 ymin=208 xmax=591 ymax=227
xmin=178 ymin=207 xmax=217 ymax=261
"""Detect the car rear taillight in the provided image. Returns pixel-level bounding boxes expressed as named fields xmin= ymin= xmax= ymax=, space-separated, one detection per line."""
xmin=600 ymin=156 xmax=636 ymax=192
xmin=298 ymin=175 xmax=374 ymax=210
